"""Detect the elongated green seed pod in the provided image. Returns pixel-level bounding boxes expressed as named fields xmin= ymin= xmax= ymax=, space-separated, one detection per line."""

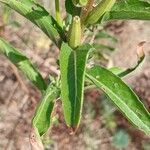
xmin=72 ymin=0 xmax=88 ymax=7
xmin=68 ymin=16 xmax=81 ymax=49
xmin=85 ymin=0 xmax=116 ymax=25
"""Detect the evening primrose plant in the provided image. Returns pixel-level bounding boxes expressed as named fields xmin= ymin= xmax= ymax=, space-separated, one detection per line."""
xmin=0 ymin=0 xmax=150 ymax=145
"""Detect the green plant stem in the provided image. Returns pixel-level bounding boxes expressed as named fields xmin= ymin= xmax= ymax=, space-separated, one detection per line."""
xmin=55 ymin=0 xmax=63 ymax=27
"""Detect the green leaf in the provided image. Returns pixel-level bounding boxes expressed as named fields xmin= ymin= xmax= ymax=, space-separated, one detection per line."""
xmin=0 ymin=0 xmax=62 ymax=46
xmin=93 ymin=43 xmax=115 ymax=51
xmin=86 ymin=65 xmax=150 ymax=135
xmin=0 ymin=38 xmax=46 ymax=92
xmin=109 ymin=67 xmax=124 ymax=76
xmin=109 ymin=44 xmax=145 ymax=77
xmin=65 ymin=0 xmax=75 ymax=15
xmin=60 ymin=42 xmax=92 ymax=129
xmin=65 ymin=0 xmax=81 ymax=16
xmin=95 ymin=31 xmax=118 ymax=43
xmin=102 ymin=0 xmax=150 ymax=21
xmin=32 ymin=83 xmax=60 ymax=136
xmin=2 ymin=5 xmax=11 ymax=24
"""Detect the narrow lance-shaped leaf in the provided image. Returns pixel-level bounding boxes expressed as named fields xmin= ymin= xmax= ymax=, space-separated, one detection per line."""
xmin=95 ymin=31 xmax=118 ymax=43
xmin=0 ymin=0 xmax=62 ymax=46
xmin=109 ymin=42 xmax=145 ymax=77
xmin=60 ymin=43 xmax=92 ymax=130
xmin=86 ymin=65 xmax=150 ymax=135
xmin=32 ymin=83 xmax=60 ymax=136
xmin=30 ymin=127 xmax=44 ymax=150
xmin=93 ymin=43 xmax=115 ymax=51
xmin=101 ymin=0 xmax=150 ymax=22
xmin=0 ymin=38 xmax=46 ymax=92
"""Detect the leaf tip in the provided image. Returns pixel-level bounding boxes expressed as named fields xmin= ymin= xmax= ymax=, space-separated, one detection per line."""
xmin=137 ymin=41 xmax=145 ymax=59
xmin=68 ymin=126 xmax=79 ymax=135
xmin=29 ymin=127 xmax=44 ymax=150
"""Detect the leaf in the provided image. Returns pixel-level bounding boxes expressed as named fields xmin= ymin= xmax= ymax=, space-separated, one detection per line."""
xmin=2 ymin=5 xmax=11 ymax=24
xmin=65 ymin=0 xmax=75 ymax=15
xmin=60 ymin=42 xmax=92 ymax=129
xmin=0 ymin=0 xmax=62 ymax=46
xmin=86 ymin=65 xmax=150 ymax=135
xmin=65 ymin=0 xmax=81 ymax=16
xmin=93 ymin=43 xmax=115 ymax=51
xmin=109 ymin=42 xmax=145 ymax=77
xmin=109 ymin=55 xmax=144 ymax=77
xmin=32 ymin=83 xmax=60 ymax=136
xmin=102 ymin=0 xmax=150 ymax=21
xmin=30 ymin=128 xmax=44 ymax=150
xmin=109 ymin=67 xmax=124 ymax=76
xmin=0 ymin=38 xmax=46 ymax=92
xmin=95 ymin=31 xmax=118 ymax=43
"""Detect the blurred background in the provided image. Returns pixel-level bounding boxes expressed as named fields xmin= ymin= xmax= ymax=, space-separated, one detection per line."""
xmin=0 ymin=0 xmax=150 ymax=150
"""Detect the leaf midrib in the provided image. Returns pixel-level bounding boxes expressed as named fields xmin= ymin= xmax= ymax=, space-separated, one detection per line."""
xmin=73 ymin=51 xmax=77 ymax=124
xmin=86 ymin=73 xmax=150 ymax=134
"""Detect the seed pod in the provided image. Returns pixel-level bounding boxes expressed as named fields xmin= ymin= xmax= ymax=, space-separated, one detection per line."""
xmin=68 ymin=16 xmax=81 ymax=49
xmin=72 ymin=0 xmax=88 ymax=7
xmin=85 ymin=0 xmax=116 ymax=26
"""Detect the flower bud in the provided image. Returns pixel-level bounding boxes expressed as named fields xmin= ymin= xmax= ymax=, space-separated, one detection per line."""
xmin=68 ymin=16 xmax=81 ymax=49
xmin=85 ymin=0 xmax=116 ymax=26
